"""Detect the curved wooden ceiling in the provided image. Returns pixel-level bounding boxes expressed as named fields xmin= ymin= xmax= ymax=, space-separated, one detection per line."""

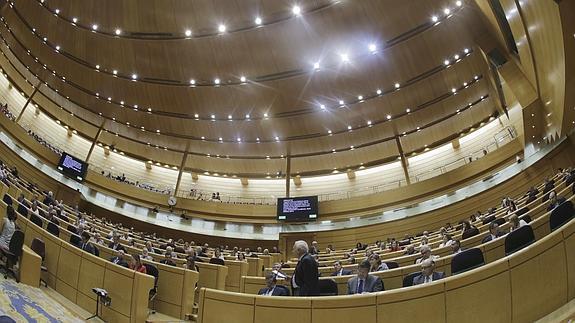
xmin=0 ymin=0 xmax=501 ymax=176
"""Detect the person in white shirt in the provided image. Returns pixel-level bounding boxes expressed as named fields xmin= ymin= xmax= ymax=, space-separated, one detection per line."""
xmin=0 ymin=206 xmax=17 ymax=249
xmin=509 ymin=214 xmax=528 ymax=232
xmin=413 ymin=259 xmax=445 ymax=285
xmin=439 ymin=233 xmax=454 ymax=248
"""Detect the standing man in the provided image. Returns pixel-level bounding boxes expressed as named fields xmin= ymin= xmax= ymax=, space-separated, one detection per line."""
xmin=292 ymin=240 xmax=319 ymax=296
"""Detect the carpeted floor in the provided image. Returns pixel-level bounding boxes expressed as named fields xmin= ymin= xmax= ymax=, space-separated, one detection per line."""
xmin=0 ymin=277 xmax=83 ymax=322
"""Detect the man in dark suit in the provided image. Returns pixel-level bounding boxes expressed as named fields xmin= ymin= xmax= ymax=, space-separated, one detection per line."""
xmin=292 ymin=240 xmax=319 ymax=296
xmin=258 ymin=273 xmax=290 ymax=296
xmin=108 ymin=235 xmax=126 ymax=252
xmin=481 ymin=222 xmax=504 ymax=243
xmin=547 ymin=191 xmax=566 ymax=211
xmin=80 ymin=232 xmax=96 ymax=255
xmin=331 ymin=260 xmax=352 ymax=276
xmin=110 ymin=250 xmax=129 ymax=267
xmin=347 ymin=260 xmax=384 ymax=294
xmin=413 ymin=259 xmax=445 ymax=285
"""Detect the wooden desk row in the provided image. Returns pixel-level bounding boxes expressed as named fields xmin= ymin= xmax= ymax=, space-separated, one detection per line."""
xmin=197 ymin=217 xmax=575 ymax=323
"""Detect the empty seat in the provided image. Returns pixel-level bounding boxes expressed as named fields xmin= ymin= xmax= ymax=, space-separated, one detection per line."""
xmin=516 ymin=207 xmax=529 ymax=217
xmin=2 ymin=194 xmax=12 ymax=205
xmin=520 ymin=214 xmax=532 ymax=223
xmin=493 ymin=218 xmax=506 ymax=226
xmin=69 ymin=234 xmax=82 ymax=247
xmin=525 ymin=195 xmax=537 ymax=204
xmin=482 ymin=215 xmax=496 ymax=225
xmin=549 ymin=201 xmax=575 ymax=231
xmin=451 ymin=248 xmax=485 ymax=275
xmin=29 ymin=213 xmax=43 ymax=227
xmin=403 ymin=272 xmax=421 ymax=287
xmin=209 ymin=258 xmax=225 ymax=266
xmin=318 ymin=279 xmax=338 ymax=296
xmin=57 ymin=213 xmax=69 ymax=223
xmin=384 ymin=261 xmax=399 ymax=269
xmin=67 ymin=224 xmax=77 ymax=234
xmin=46 ymin=222 xmax=60 ymax=237
xmin=16 ymin=203 xmax=28 ymax=217
xmin=461 ymin=227 xmax=480 ymax=240
xmin=505 ymin=225 xmax=535 ymax=255
xmin=30 ymin=238 xmax=48 ymax=287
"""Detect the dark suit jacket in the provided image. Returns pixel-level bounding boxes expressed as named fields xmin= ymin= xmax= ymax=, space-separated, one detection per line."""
xmin=547 ymin=197 xmax=567 ymax=211
xmin=331 ymin=269 xmax=353 ymax=276
xmin=293 ymin=253 xmax=319 ymax=296
xmin=258 ymin=285 xmax=290 ymax=296
xmin=80 ymin=241 xmax=96 ymax=255
xmin=481 ymin=232 xmax=504 ymax=243
xmin=413 ymin=272 xmax=445 ymax=285
xmin=347 ymin=275 xmax=384 ymax=294
xmin=209 ymin=258 xmax=225 ymax=266
xmin=110 ymin=257 xmax=128 ymax=268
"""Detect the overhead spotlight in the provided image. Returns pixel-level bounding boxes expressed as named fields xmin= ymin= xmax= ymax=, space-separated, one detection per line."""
xmin=185 ymin=29 xmax=192 ymax=37
xmin=194 ymin=113 xmax=199 ymax=118
xmin=444 ymin=59 xmax=450 ymax=65
xmin=275 ymin=136 xmax=280 ymax=141
xmin=406 ymin=108 xmax=411 ymax=113
xmin=313 ymin=62 xmax=320 ymax=70
xmin=464 ymin=48 xmax=469 ymax=54
xmin=368 ymin=43 xmax=377 ymax=53
xmin=245 ymin=114 xmax=250 ymax=119
xmin=211 ymin=114 xmax=216 ymax=119
xmin=218 ymin=24 xmax=226 ymax=33
xmin=328 ymin=130 xmax=332 ymax=134
xmin=55 ymin=45 xmax=60 ymax=51
xmin=444 ymin=8 xmax=451 ymax=15
xmin=218 ymin=137 xmax=223 ymax=141
xmin=367 ymin=120 xmax=372 ymax=126
xmin=112 ymin=70 xmax=118 ymax=75
xmin=454 ymin=54 xmax=460 ymax=60
xmin=394 ymin=83 xmax=400 ymax=89
xmin=189 ymin=79 xmax=196 ymax=85
xmin=452 ymin=88 xmax=457 ymax=93
xmin=386 ymin=114 xmax=392 ymax=120
xmin=240 ymin=76 xmax=246 ymax=82
xmin=474 ymin=75 xmax=479 ymax=80
xmin=358 ymin=95 xmax=363 ymax=101
xmin=236 ymin=137 xmax=241 ymax=142
xmin=256 ymin=137 xmax=260 ymax=142
xmin=228 ymin=115 xmax=232 ymax=119
xmin=432 ymin=15 xmax=438 ymax=22
xmin=131 ymin=74 xmax=137 ymax=80
xmin=95 ymin=64 xmax=100 ymax=69
xmin=463 ymin=82 xmax=468 ymax=86
xmin=320 ymin=104 xmax=326 ymax=110
xmin=92 ymin=24 xmax=99 ymax=30
xmin=201 ymin=136 xmax=205 ymax=140
xmin=214 ymin=78 xmax=220 ymax=84
xmin=264 ymin=113 xmax=269 ymax=118
xmin=339 ymin=100 xmax=345 ymax=106
xmin=292 ymin=5 xmax=301 ymax=15
xmin=340 ymin=53 xmax=349 ymax=62
xmin=115 ymin=29 xmax=122 ymax=35
xmin=55 ymin=9 xmax=60 ymax=14
xmin=347 ymin=125 xmax=352 ymax=130
xmin=456 ymin=1 xmax=463 ymax=7
xmin=72 ymin=17 xmax=78 ymax=23
xmin=255 ymin=17 xmax=262 ymax=25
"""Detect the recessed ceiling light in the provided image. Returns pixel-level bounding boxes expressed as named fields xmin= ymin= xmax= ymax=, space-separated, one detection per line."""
xmin=92 ymin=24 xmax=99 ymax=30
xmin=275 ymin=136 xmax=280 ymax=141
xmin=55 ymin=45 xmax=60 ymax=51
xmin=264 ymin=113 xmax=269 ymax=118
xmin=376 ymin=89 xmax=382 ymax=95
xmin=368 ymin=43 xmax=377 ymax=52
xmin=444 ymin=59 xmax=450 ymax=65
xmin=452 ymin=88 xmax=457 ymax=93
xmin=313 ymin=62 xmax=320 ymax=70
xmin=245 ymin=114 xmax=250 ymax=119
xmin=320 ymin=104 xmax=326 ymax=110
xmin=55 ymin=9 xmax=60 ymax=14
xmin=367 ymin=120 xmax=372 ymax=125
xmin=115 ymin=29 xmax=122 ymax=35
xmin=328 ymin=130 xmax=332 ymax=134
xmin=211 ymin=114 xmax=216 ymax=119
xmin=432 ymin=15 xmax=438 ymax=22
xmin=218 ymin=137 xmax=223 ymax=141
xmin=255 ymin=17 xmax=262 ymax=25
xmin=240 ymin=76 xmax=246 ymax=82
xmin=340 ymin=53 xmax=349 ymax=62
xmin=190 ymin=79 xmax=196 ymax=85
xmin=358 ymin=95 xmax=363 ymax=100
xmin=395 ymin=83 xmax=400 ymax=89
xmin=236 ymin=137 xmax=241 ymax=142
xmin=131 ymin=74 xmax=137 ymax=80
xmin=456 ymin=1 xmax=462 ymax=7
xmin=406 ymin=108 xmax=411 ymax=113
xmin=347 ymin=125 xmax=352 ymax=130
xmin=339 ymin=100 xmax=345 ymax=105
xmin=201 ymin=136 xmax=205 ymax=140
xmin=72 ymin=17 xmax=78 ymax=23
xmin=474 ymin=75 xmax=479 ymax=80
xmin=228 ymin=115 xmax=232 ymax=119
xmin=454 ymin=54 xmax=460 ymax=60
xmin=112 ymin=70 xmax=118 ymax=75
xmin=464 ymin=48 xmax=469 ymax=53
xmin=444 ymin=8 xmax=451 ymax=15
xmin=185 ymin=29 xmax=192 ymax=37
xmin=218 ymin=24 xmax=226 ymax=33
xmin=292 ymin=5 xmax=301 ymax=15
xmin=214 ymin=78 xmax=220 ymax=84
xmin=95 ymin=64 xmax=100 ymax=69
xmin=386 ymin=115 xmax=392 ymax=120
xmin=194 ymin=113 xmax=199 ymax=118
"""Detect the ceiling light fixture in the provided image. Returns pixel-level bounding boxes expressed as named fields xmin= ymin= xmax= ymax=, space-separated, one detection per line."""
xmin=292 ymin=5 xmax=302 ymax=15
xmin=218 ymin=24 xmax=226 ymax=33
xmin=185 ymin=29 xmax=192 ymax=37
xmin=255 ymin=17 xmax=262 ymax=25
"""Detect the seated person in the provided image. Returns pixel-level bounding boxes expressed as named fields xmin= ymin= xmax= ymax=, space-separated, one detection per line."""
xmin=331 ymin=260 xmax=352 ymax=276
xmin=509 ymin=214 xmax=528 ymax=232
xmin=141 ymin=248 xmax=153 ymax=261
xmin=439 ymin=233 xmax=454 ymax=248
xmin=451 ymin=239 xmax=463 ymax=254
xmin=129 ymin=254 xmax=147 ymax=274
xmin=110 ymin=250 xmax=129 ymax=267
xmin=369 ymin=254 xmax=389 ymax=272
xmin=79 ymin=232 xmax=96 ymax=255
xmin=413 ymin=259 xmax=445 ymax=285
xmin=108 ymin=234 xmax=126 ymax=252
xmin=271 ymin=262 xmax=289 ymax=279
xmin=389 ymin=240 xmax=401 ymax=252
xmin=547 ymin=191 xmax=566 ymax=211
xmin=160 ymin=252 xmax=177 ymax=266
xmin=258 ymin=273 xmax=290 ymax=296
xmin=209 ymin=249 xmax=225 ymax=265
xmin=184 ymin=256 xmax=199 ymax=272
xmin=347 ymin=260 xmax=384 ymax=294
xmin=403 ymin=245 xmax=416 ymax=255
xmin=0 ymin=205 xmax=17 ymax=250
xmin=415 ymin=245 xmax=438 ymax=264
xmin=482 ymin=222 xmax=504 ymax=243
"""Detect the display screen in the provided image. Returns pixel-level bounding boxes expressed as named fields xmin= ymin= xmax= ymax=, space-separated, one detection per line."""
xmin=57 ymin=152 xmax=88 ymax=182
xmin=277 ymin=196 xmax=318 ymax=222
